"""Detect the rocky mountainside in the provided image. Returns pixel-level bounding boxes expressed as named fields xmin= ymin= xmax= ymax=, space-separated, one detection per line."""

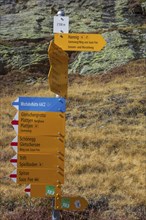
xmin=0 ymin=0 xmax=146 ymax=75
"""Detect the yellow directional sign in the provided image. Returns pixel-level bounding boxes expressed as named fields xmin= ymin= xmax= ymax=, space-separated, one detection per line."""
xmin=48 ymin=41 xmax=69 ymax=98
xmin=48 ymin=66 xmax=68 ymax=98
xmin=49 ymin=54 xmax=68 ymax=67
xmin=48 ymin=41 xmax=68 ymax=65
xmin=18 ymin=111 xmax=65 ymax=136
xmin=17 ymin=168 xmax=64 ymax=184
xmin=54 ymin=33 xmax=106 ymax=51
xmin=26 ymin=184 xmax=61 ymax=198
xmin=55 ymin=196 xmax=88 ymax=211
xmin=49 ymin=66 xmax=68 ymax=83
xmin=17 ymin=153 xmax=64 ymax=169
xmin=17 ymin=135 xmax=64 ymax=154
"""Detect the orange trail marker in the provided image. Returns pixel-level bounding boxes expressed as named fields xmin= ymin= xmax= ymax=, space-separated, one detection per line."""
xmin=17 ymin=111 xmax=65 ymax=136
xmin=48 ymin=40 xmax=68 ymax=63
xmin=55 ymin=196 xmax=88 ymax=211
xmin=48 ymin=66 xmax=68 ymax=98
xmin=11 ymin=135 xmax=64 ymax=154
xmin=10 ymin=153 xmax=64 ymax=169
xmin=48 ymin=41 xmax=69 ymax=98
xmin=25 ymin=184 xmax=62 ymax=198
xmin=54 ymin=33 xmax=106 ymax=51
xmin=10 ymin=168 xmax=64 ymax=184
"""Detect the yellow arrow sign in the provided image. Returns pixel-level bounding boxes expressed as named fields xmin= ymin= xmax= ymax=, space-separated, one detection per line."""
xmin=25 ymin=184 xmax=61 ymax=198
xmin=18 ymin=111 xmax=65 ymax=137
xmin=16 ymin=153 xmax=64 ymax=169
xmin=48 ymin=41 xmax=69 ymax=98
xmin=54 ymin=33 xmax=106 ymax=51
xmin=48 ymin=40 xmax=68 ymax=64
xmin=48 ymin=66 xmax=68 ymax=98
xmin=16 ymin=135 xmax=64 ymax=154
xmin=49 ymin=66 xmax=68 ymax=83
xmin=17 ymin=168 xmax=64 ymax=184
xmin=55 ymin=196 xmax=88 ymax=211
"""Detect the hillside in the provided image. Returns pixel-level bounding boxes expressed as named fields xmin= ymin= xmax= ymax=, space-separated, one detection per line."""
xmin=0 ymin=0 xmax=146 ymax=75
xmin=0 ymin=59 xmax=146 ymax=220
xmin=0 ymin=0 xmax=146 ymax=219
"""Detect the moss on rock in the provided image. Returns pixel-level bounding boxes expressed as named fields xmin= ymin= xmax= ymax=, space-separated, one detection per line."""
xmin=0 ymin=0 xmax=145 ymax=74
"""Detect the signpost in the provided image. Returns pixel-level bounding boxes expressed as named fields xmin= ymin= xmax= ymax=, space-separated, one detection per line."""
xmin=54 ymin=33 xmax=106 ymax=51
xmin=10 ymin=9 xmax=107 ymax=220
xmin=10 ymin=96 xmax=66 ymax=200
xmin=51 ymin=11 xmax=69 ymax=220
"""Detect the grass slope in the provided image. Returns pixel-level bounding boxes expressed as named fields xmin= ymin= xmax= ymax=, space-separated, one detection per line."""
xmin=0 ymin=59 xmax=146 ymax=220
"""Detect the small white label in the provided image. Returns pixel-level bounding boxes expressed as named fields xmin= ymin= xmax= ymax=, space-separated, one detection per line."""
xmin=53 ymin=16 xmax=69 ymax=33
xmin=74 ymin=200 xmax=81 ymax=208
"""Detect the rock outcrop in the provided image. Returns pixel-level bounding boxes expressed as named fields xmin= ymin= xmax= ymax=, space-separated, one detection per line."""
xmin=0 ymin=0 xmax=146 ymax=74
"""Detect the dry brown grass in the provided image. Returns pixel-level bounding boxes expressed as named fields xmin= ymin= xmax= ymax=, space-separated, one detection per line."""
xmin=0 ymin=59 xmax=146 ymax=219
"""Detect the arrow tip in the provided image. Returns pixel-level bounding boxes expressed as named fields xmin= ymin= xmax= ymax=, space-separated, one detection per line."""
xmin=12 ymin=97 xmax=19 ymax=110
xmin=25 ymin=184 xmax=31 ymax=196
xmin=11 ymin=137 xmax=18 ymax=152
xmin=10 ymin=155 xmax=17 ymax=167
xmin=10 ymin=170 xmax=17 ymax=183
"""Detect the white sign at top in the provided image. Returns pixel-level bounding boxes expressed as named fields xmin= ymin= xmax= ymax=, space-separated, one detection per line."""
xmin=53 ymin=16 xmax=69 ymax=33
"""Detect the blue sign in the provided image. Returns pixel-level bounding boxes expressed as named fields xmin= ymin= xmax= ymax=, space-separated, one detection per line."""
xmin=12 ymin=97 xmax=66 ymax=112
